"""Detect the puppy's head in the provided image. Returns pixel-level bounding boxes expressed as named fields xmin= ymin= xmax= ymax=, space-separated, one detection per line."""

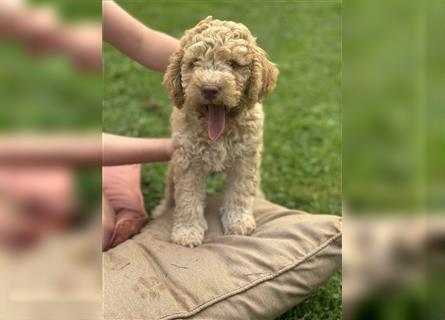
xmin=164 ymin=16 xmax=278 ymax=141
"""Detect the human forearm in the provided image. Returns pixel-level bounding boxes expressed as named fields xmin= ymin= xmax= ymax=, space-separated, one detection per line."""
xmin=0 ymin=135 xmax=101 ymax=165
xmin=0 ymin=134 xmax=173 ymax=166
xmin=103 ymin=133 xmax=173 ymax=166
xmin=0 ymin=4 xmax=101 ymax=72
xmin=102 ymin=1 xmax=179 ymax=72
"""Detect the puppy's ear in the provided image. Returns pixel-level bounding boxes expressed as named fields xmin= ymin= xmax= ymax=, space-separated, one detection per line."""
xmin=246 ymin=49 xmax=279 ymax=105
xmin=259 ymin=54 xmax=279 ymax=99
xmin=190 ymin=16 xmax=213 ymax=35
xmin=163 ymin=49 xmax=185 ymax=109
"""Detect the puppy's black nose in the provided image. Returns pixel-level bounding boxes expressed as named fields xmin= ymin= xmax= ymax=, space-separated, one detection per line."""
xmin=201 ymin=85 xmax=219 ymax=100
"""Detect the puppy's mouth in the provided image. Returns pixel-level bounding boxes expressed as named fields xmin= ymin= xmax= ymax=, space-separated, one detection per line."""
xmin=206 ymin=105 xmax=226 ymax=141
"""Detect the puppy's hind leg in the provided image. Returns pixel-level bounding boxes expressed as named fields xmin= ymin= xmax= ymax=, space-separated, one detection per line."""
xmin=152 ymin=165 xmax=175 ymax=218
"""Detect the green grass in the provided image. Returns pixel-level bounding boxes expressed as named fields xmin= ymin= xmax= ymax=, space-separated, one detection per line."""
xmin=104 ymin=1 xmax=341 ymax=319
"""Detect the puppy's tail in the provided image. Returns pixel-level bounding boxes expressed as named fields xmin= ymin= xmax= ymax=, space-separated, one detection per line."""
xmin=151 ymin=201 xmax=169 ymax=219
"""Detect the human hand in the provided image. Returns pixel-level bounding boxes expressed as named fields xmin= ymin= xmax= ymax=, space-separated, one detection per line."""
xmin=102 ymin=164 xmax=148 ymax=251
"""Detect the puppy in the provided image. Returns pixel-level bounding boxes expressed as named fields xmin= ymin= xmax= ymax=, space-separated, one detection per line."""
xmin=153 ymin=17 xmax=278 ymax=247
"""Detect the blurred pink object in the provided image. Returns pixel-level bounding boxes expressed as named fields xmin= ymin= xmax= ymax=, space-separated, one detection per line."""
xmin=0 ymin=0 xmax=101 ymax=72
xmin=0 ymin=165 xmax=75 ymax=249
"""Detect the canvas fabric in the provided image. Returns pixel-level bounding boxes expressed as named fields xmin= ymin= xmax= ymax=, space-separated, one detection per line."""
xmin=104 ymin=195 xmax=342 ymax=320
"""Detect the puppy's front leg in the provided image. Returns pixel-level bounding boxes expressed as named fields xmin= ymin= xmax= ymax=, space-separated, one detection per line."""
xmin=172 ymin=159 xmax=208 ymax=247
xmin=221 ymin=153 xmax=260 ymax=235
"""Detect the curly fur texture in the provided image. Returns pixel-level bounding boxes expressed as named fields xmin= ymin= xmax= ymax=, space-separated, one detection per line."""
xmin=153 ymin=17 xmax=278 ymax=247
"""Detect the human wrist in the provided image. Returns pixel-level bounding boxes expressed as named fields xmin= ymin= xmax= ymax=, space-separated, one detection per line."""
xmin=159 ymin=138 xmax=173 ymax=161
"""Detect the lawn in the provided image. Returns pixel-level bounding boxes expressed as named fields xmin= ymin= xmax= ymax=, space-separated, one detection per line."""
xmin=104 ymin=1 xmax=342 ymax=319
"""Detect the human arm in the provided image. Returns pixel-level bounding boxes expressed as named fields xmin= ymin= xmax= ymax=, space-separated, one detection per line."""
xmin=0 ymin=134 xmax=174 ymax=166
xmin=102 ymin=133 xmax=173 ymax=166
xmin=102 ymin=1 xmax=179 ymax=72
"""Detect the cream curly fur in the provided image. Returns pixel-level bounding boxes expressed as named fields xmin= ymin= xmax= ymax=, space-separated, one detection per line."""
xmin=153 ymin=17 xmax=278 ymax=247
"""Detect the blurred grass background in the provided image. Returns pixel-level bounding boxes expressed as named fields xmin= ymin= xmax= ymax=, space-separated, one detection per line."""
xmin=104 ymin=1 xmax=341 ymax=319
xmin=0 ymin=44 xmax=101 ymax=131
xmin=0 ymin=0 xmax=102 ymax=132
xmin=0 ymin=1 xmax=102 ymax=217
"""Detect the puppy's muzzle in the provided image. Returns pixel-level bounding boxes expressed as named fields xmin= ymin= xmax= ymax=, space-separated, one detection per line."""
xmin=201 ymin=84 xmax=220 ymax=100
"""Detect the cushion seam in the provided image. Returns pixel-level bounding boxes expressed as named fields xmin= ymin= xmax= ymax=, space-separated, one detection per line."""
xmin=159 ymin=231 xmax=342 ymax=320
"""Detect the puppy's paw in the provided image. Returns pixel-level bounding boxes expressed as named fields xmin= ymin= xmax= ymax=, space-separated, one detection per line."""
xmin=221 ymin=210 xmax=256 ymax=236
xmin=171 ymin=225 xmax=205 ymax=248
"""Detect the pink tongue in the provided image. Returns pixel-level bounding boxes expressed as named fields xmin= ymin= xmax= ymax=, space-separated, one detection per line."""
xmin=208 ymin=105 xmax=225 ymax=141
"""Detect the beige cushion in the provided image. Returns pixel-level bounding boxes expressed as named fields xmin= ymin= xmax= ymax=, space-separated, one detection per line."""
xmin=104 ymin=195 xmax=342 ymax=320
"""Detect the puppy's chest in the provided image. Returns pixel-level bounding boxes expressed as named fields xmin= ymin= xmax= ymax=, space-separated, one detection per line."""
xmin=183 ymin=128 xmax=258 ymax=174
xmin=172 ymin=107 xmax=263 ymax=174
xmin=199 ymin=140 xmax=235 ymax=173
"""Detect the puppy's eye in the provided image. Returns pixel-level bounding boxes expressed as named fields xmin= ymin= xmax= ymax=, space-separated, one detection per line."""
xmin=190 ymin=59 xmax=199 ymax=68
xmin=228 ymin=59 xmax=240 ymax=68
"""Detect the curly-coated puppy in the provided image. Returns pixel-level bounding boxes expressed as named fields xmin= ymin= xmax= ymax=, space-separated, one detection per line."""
xmin=153 ymin=16 xmax=278 ymax=247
